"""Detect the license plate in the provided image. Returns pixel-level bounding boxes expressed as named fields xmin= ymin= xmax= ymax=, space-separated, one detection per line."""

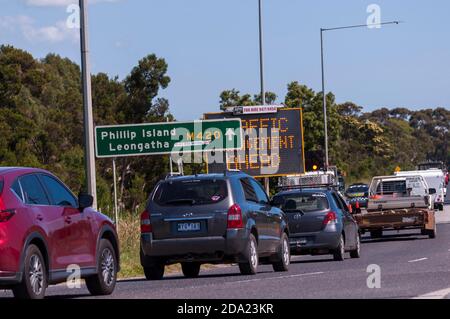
xmin=402 ymin=217 xmax=417 ymax=223
xmin=177 ymin=222 xmax=201 ymax=232
xmin=296 ymin=239 xmax=308 ymax=245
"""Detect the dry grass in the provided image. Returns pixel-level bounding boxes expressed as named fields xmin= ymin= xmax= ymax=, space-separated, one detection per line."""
xmin=116 ymin=214 xmax=181 ymax=278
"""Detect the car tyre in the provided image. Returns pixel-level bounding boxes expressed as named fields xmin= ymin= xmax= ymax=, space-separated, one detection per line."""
xmin=143 ymin=261 xmax=165 ymax=280
xmin=272 ymin=233 xmax=290 ymax=272
xmin=239 ymin=234 xmax=258 ymax=275
xmin=181 ymin=263 xmax=201 ymax=278
xmin=370 ymin=229 xmax=383 ymax=239
xmin=12 ymin=244 xmax=47 ymax=300
xmin=350 ymin=234 xmax=361 ymax=259
xmin=427 ymin=226 xmax=437 ymax=239
xmin=85 ymin=239 xmax=117 ymax=296
xmin=333 ymin=235 xmax=345 ymax=261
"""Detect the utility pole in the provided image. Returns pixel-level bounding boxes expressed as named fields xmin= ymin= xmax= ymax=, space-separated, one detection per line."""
xmin=258 ymin=0 xmax=270 ymax=193
xmin=79 ymin=0 xmax=97 ymax=208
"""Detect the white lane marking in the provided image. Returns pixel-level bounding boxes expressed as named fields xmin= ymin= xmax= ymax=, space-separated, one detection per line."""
xmin=414 ymin=288 xmax=450 ymax=299
xmin=232 ymin=272 xmax=324 ymax=284
xmin=408 ymin=258 xmax=428 ymax=263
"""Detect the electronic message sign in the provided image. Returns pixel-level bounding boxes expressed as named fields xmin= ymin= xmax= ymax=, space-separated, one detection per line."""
xmin=204 ymin=108 xmax=305 ymax=177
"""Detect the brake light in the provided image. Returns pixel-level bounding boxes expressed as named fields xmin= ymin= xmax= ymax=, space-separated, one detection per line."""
xmin=227 ymin=204 xmax=244 ymax=229
xmin=0 ymin=196 xmax=15 ymax=223
xmin=140 ymin=210 xmax=152 ymax=233
xmin=323 ymin=211 xmax=337 ymax=226
xmin=0 ymin=210 xmax=15 ymax=223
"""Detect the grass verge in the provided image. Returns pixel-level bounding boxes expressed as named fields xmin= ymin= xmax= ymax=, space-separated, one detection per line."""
xmin=117 ymin=214 xmax=181 ymax=279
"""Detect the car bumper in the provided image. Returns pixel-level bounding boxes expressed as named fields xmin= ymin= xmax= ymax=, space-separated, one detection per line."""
xmin=289 ymin=231 xmax=341 ymax=253
xmin=140 ymin=229 xmax=249 ymax=262
xmin=0 ymin=271 xmax=21 ymax=286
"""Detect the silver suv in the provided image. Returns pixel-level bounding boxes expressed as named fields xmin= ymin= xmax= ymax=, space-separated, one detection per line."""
xmin=140 ymin=171 xmax=290 ymax=279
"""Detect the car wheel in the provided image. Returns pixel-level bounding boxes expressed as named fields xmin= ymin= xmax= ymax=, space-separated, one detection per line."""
xmin=181 ymin=263 xmax=201 ymax=278
xmin=272 ymin=233 xmax=290 ymax=272
xmin=143 ymin=261 xmax=165 ymax=280
xmin=370 ymin=230 xmax=383 ymax=239
xmin=350 ymin=234 xmax=361 ymax=259
xmin=85 ymin=239 xmax=117 ymax=296
xmin=427 ymin=226 xmax=437 ymax=239
xmin=12 ymin=244 xmax=47 ymax=300
xmin=439 ymin=204 xmax=444 ymax=212
xmin=239 ymin=234 xmax=258 ymax=275
xmin=333 ymin=235 xmax=345 ymax=261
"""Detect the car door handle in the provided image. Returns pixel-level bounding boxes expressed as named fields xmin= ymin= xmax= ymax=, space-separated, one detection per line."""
xmin=64 ymin=216 xmax=72 ymax=224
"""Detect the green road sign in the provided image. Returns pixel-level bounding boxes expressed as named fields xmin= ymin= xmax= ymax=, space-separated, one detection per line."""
xmin=95 ymin=119 xmax=243 ymax=158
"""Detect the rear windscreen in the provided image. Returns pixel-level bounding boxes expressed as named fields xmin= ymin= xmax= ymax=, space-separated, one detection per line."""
xmin=273 ymin=193 xmax=329 ymax=213
xmin=153 ymin=179 xmax=228 ymax=206
xmin=375 ymin=181 xmax=406 ymax=195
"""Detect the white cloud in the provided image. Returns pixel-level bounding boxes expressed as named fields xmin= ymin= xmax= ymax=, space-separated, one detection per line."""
xmin=0 ymin=15 xmax=79 ymax=43
xmin=25 ymin=0 xmax=119 ymax=6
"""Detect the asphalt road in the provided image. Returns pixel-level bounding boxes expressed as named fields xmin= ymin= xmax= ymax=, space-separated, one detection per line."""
xmin=2 ymin=206 xmax=450 ymax=300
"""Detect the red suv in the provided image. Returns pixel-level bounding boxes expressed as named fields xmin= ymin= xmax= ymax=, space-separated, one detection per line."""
xmin=0 ymin=167 xmax=119 ymax=299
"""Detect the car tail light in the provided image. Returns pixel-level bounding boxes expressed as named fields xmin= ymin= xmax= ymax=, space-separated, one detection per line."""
xmin=140 ymin=210 xmax=152 ymax=233
xmin=227 ymin=204 xmax=244 ymax=229
xmin=323 ymin=211 xmax=337 ymax=226
xmin=0 ymin=197 xmax=15 ymax=223
xmin=0 ymin=210 xmax=15 ymax=223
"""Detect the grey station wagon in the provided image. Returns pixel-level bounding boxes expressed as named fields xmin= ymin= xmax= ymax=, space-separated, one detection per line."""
xmin=140 ymin=171 xmax=290 ymax=279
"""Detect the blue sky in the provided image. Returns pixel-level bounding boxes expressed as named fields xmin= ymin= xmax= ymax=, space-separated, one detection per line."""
xmin=1 ymin=0 xmax=449 ymax=120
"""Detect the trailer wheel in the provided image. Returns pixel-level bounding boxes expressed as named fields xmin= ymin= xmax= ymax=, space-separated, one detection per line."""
xmin=370 ymin=230 xmax=383 ymax=239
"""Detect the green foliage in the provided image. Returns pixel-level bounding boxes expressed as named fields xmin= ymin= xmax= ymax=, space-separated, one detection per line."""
xmin=219 ymin=89 xmax=277 ymax=110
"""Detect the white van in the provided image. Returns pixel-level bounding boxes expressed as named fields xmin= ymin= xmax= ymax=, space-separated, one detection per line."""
xmin=395 ymin=169 xmax=445 ymax=211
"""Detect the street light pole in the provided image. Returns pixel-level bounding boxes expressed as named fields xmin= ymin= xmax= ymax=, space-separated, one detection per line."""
xmin=79 ymin=0 xmax=97 ymax=209
xmin=258 ymin=0 xmax=265 ymax=106
xmin=320 ymin=28 xmax=329 ymax=170
xmin=320 ymin=21 xmax=400 ymax=171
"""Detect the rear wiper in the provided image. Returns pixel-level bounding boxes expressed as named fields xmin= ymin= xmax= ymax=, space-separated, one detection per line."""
xmin=163 ymin=199 xmax=196 ymax=205
xmin=284 ymin=209 xmax=305 ymax=215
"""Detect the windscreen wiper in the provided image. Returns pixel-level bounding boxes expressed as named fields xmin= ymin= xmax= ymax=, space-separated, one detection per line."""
xmin=164 ymin=199 xmax=196 ymax=205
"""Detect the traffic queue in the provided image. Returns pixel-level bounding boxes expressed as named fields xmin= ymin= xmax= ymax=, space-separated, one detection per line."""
xmin=0 ymin=161 xmax=447 ymax=299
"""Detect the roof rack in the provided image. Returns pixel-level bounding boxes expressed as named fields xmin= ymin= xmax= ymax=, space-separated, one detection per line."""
xmin=164 ymin=172 xmax=183 ymax=180
xmin=224 ymin=169 xmax=242 ymax=176
xmin=277 ymin=183 xmax=337 ymax=191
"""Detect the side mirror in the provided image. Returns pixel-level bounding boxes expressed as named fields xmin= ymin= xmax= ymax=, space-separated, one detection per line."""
xmin=78 ymin=193 xmax=94 ymax=211
xmin=429 ymin=188 xmax=437 ymax=195
xmin=347 ymin=204 xmax=353 ymax=214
